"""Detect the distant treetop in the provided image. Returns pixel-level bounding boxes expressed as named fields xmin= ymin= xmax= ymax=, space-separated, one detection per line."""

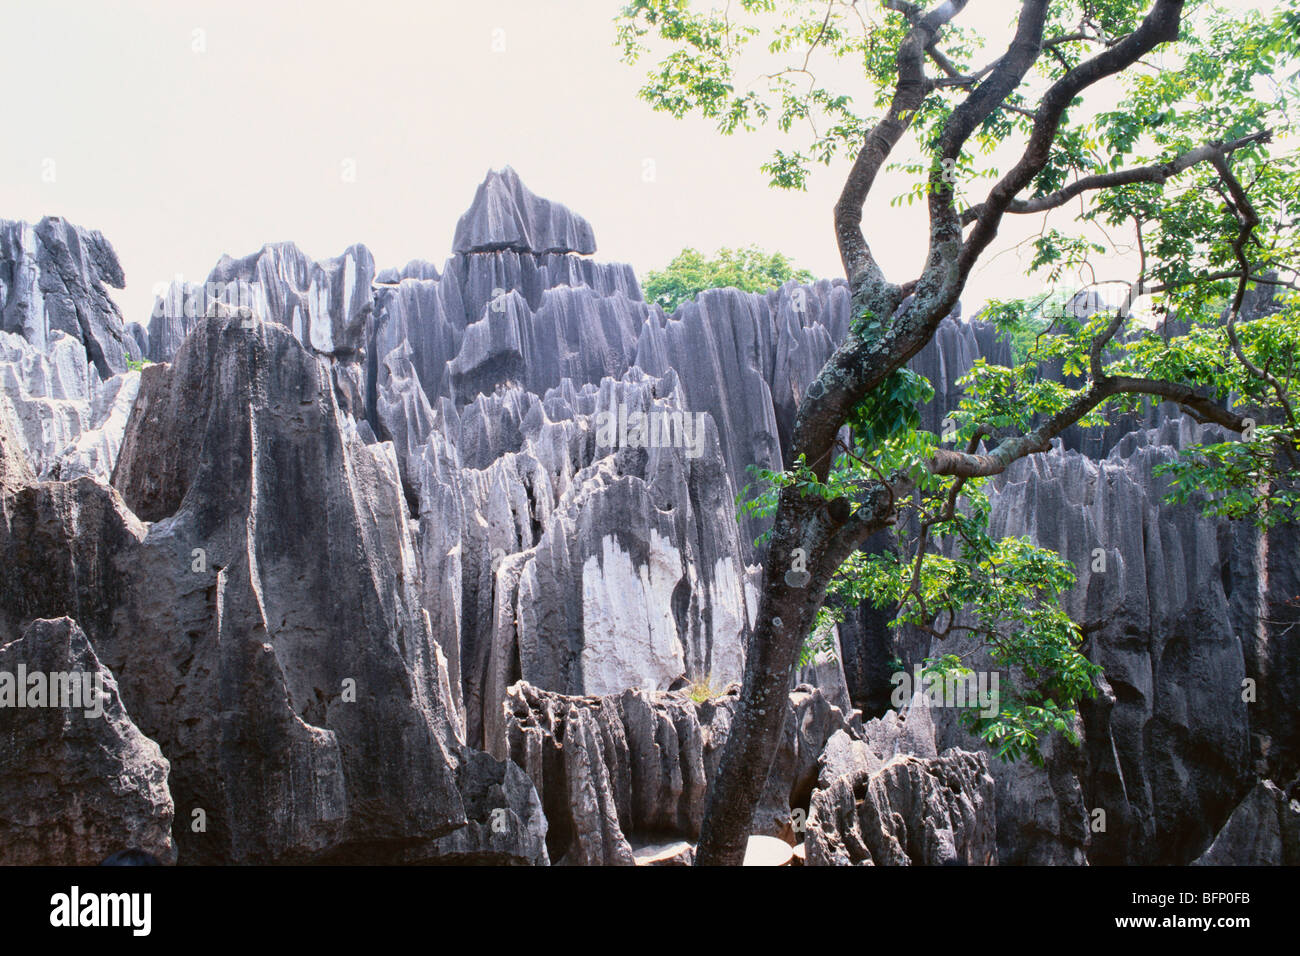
xmin=643 ymin=246 xmax=816 ymax=314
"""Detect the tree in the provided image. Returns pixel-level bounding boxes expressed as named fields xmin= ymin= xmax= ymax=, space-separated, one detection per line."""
xmin=617 ymin=0 xmax=1300 ymax=865
xmin=643 ymin=245 xmax=816 ymax=312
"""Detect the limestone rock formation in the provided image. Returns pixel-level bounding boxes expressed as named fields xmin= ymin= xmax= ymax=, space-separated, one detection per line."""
xmin=407 ymin=363 xmax=759 ymax=750
xmin=453 ymin=166 xmax=597 ymax=256
xmin=0 ymin=388 xmax=34 ymax=495
xmin=805 ymin=694 xmax=997 ymax=866
xmin=0 ymin=216 xmax=139 ymax=378
xmin=498 ymin=679 xmax=873 ymax=865
xmin=0 ymin=474 xmax=146 ymax=647
xmin=894 ymin=417 xmax=1274 ymax=864
xmin=147 ymin=241 xmax=376 ymax=364
xmin=427 ymin=750 xmax=550 ymax=865
xmin=0 ymin=330 xmax=90 ymax=476
xmin=0 ymin=329 xmax=139 ymax=482
xmin=0 ymin=617 xmax=175 ymax=866
xmin=105 ymin=314 xmax=492 ymax=862
xmin=806 ymin=751 xmax=997 ymax=866
xmin=1 ymin=168 xmax=1295 ymax=868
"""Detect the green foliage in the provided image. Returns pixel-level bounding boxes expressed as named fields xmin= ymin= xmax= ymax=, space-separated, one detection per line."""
xmin=739 ymin=386 xmax=1101 ymax=763
xmin=738 ymin=451 xmax=865 ymax=545
xmin=737 ymin=287 xmax=1300 ymax=760
xmin=857 ymin=485 xmax=1100 ymax=763
xmin=797 ymin=617 xmax=838 ymax=669
xmin=620 ymin=1 xmax=1300 ymax=200
xmin=846 ymin=365 xmax=933 ymax=449
xmin=1151 ymin=303 xmax=1300 ymax=526
xmin=959 ymin=294 xmax=1300 ymax=530
xmin=642 ymin=245 xmax=814 ymax=314
xmin=125 ymin=357 xmax=153 ymax=372
xmin=981 ymin=297 xmax=1058 ymax=365
xmin=1159 ymin=429 xmax=1300 ymax=526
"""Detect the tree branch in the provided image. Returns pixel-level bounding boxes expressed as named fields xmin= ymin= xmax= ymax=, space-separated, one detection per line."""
xmin=960 ymin=130 xmax=1271 ymax=225
xmin=960 ymin=0 xmax=1187 ymax=280
xmin=923 ymin=0 xmax=1051 ymax=298
xmin=835 ymin=0 xmax=970 ymax=296
xmin=930 ymin=375 xmax=1248 ymax=478
xmin=1211 ymin=150 xmax=1297 ymax=426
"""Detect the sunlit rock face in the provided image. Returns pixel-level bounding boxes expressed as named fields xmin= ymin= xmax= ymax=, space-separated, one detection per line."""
xmin=0 ymin=329 xmax=139 ymax=481
xmin=351 ymin=171 xmax=861 ymax=751
xmin=412 ymin=369 xmax=757 ymax=749
xmin=0 ymin=223 xmax=143 ymax=479
xmin=0 ymin=216 xmax=140 ymax=378
xmin=146 ymin=242 xmax=376 ymax=364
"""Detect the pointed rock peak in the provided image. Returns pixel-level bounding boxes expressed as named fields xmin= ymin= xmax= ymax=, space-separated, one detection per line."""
xmin=453 ymin=166 xmax=597 ymax=257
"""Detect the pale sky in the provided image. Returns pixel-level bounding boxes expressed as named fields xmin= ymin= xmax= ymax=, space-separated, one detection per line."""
xmin=0 ymin=0 xmax=1278 ymax=326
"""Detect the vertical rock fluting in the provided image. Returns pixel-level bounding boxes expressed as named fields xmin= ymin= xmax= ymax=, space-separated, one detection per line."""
xmin=498 ymin=680 xmax=869 ymax=865
xmin=0 ymin=329 xmax=140 ymax=481
xmin=1 ymin=169 xmax=1294 ymax=866
xmin=453 ymin=166 xmax=598 ymax=257
xmin=876 ymin=290 xmax=1295 ymax=865
xmin=145 ymin=242 xmax=375 ymax=364
xmin=0 ymin=217 xmax=139 ymax=378
xmin=413 ymin=370 xmax=759 ymax=749
xmin=0 ymin=303 xmax=548 ymax=863
xmin=349 ymin=170 xmax=864 ymax=753
xmin=103 ymin=313 xmax=499 ymax=862
xmin=899 ymin=415 xmax=1287 ymax=864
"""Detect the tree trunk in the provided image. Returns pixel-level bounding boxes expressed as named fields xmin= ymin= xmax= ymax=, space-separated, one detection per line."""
xmin=695 ymin=491 xmax=830 ymax=865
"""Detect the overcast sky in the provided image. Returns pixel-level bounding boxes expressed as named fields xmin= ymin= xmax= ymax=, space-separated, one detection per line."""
xmin=0 ymin=0 xmax=1275 ymax=326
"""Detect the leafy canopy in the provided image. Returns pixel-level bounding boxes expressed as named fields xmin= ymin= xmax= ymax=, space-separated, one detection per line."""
xmin=642 ymin=245 xmax=815 ymax=313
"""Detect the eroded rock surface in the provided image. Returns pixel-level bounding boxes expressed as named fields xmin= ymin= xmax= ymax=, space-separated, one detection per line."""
xmin=105 ymin=314 xmax=492 ymax=862
xmin=1 ymin=169 xmax=1295 ymax=867
xmin=453 ymin=166 xmax=597 ymax=256
xmin=0 ymin=216 xmax=139 ymax=378
xmin=0 ymin=329 xmax=139 ymax=481
xmin=805 ymin=694 xmax=997 ymax=866
xmin=1194 ymin=779 xmax=1300 ymax=865
xmin=498 ymin=680 xmax=872 ymax=865
xmin=0 ymin=617 xmax=175 ymax=865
